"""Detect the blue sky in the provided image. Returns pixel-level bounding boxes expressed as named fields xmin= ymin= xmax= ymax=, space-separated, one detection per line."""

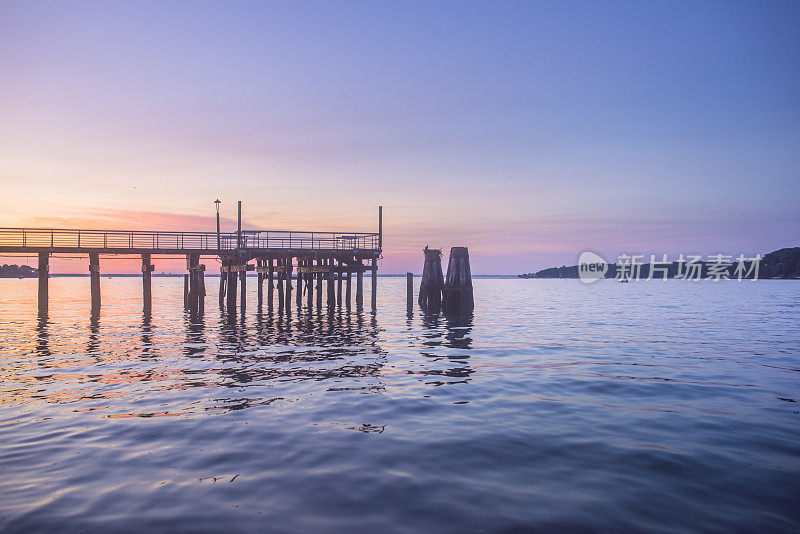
xmin=1 ymin=1 xmax=798 ymax=273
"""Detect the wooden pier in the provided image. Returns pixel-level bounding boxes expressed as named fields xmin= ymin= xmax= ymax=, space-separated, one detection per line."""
xmin=0 ymin=207 xmax=382 ymax=317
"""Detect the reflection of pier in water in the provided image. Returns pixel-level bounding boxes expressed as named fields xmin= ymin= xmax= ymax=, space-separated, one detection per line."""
xmin=10 ymin=305 xmax=476 ymax=418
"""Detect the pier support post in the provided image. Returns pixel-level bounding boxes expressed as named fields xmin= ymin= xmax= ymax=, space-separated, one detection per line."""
xmin=336 ymin=260 xmax=343 ymax=307
xmin=306 ymin=259 xmax=313 ymax=310
xmin=346 ymin=269 xmax=352 ymax=309
xmin=226 ymin=263 xmax=237 ymax=313
xmin=442 ymin=246 xmax=474 ymax=315
xmin=142 ymin=253 xmax=152 ymax=314
xmin=89 ymin=252 xmax=101 ymax=312
xmin=268 ymin=258 xmax=274 ymax=310
xmin=285 ymin=257 xmax=293 ymax=314
xmin=184 ymin=274 xmax=189 ymax=309
xmin=327 ymin=258 xmax=335 ymax=308
xmin=257 ymin=259 xmax=264 ymax=309
xmin=296 ymin=258 xmax=303 ymax=309
xmin=186 ymin=254 xmax=197 ymax=312
xmin=316 ymin=258 xmax=323 ymax=310
xmin=198 ymin=262 xmax=205 ymax=315
xmin=38 ymin=252 xmax=49 ymax=316
xmin=239 ymin=263 xmax=246 ymax=313
xmin=371 ymin=258 xmax=378 ymax=311
xmin=277 ymin=258 xmax=285 ymax=312
xmin=356 ymin=262 xmax=364 ymax=310
xmin=219 ymin=264 xmax=226 ymax=309
xmin=186 ymin=254 xmax=204 ymax=316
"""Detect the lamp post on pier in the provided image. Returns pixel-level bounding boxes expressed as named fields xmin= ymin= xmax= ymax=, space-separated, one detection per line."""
xmin=214 ymin=199 xmax=221 ymax=250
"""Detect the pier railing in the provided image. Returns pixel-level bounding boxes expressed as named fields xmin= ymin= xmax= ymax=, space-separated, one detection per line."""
xmin=0 ymin=228 xmax=380 ymax=252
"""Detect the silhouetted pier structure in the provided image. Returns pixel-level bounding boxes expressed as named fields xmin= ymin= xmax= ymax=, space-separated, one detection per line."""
xmin=0 ymin=207 xmax=382 ymax=317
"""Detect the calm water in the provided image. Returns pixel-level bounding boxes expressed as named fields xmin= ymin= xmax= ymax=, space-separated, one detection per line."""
xmin=0 ymin=277 xmax=798 ymax=532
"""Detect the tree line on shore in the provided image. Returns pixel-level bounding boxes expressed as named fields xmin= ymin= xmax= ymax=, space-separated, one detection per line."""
xmin=519 ymin=247 xmax=800 ymax=280
xmin=0 ymin=264 xmax=38 ymax=278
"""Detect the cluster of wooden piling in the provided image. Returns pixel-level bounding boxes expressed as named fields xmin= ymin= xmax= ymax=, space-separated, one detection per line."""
xmin=414 ymin=246 xmax=473 ymax=316
xmin=212 ymin=254 xmax=376 ymax=316
xmin=33 ymin=251 xmax=378 ymax=318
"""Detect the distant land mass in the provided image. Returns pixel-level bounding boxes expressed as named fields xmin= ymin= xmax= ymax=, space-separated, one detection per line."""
xmin=519 ymin=247 xmax=800 ymax=280
xmin=0 ymin=264 xmax=38 ymax=278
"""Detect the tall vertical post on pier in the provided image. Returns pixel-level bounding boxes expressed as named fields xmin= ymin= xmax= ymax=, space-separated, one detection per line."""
xmin=371 ymin=258 xmax=378 ymax=311
xmin=89 ymin=252 xmax=101 ymax=313
xmin=38 ymin=252 xmax=49 ymax=316
xmin=378 ymin=205 xmax=382 ymax=251
xmin=237 ymin=200 xmax=242 ymax=248
xmin=142 ymin=253 xmax=152 ymax=314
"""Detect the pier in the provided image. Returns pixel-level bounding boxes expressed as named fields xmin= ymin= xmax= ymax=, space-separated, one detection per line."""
xmin=0 ymin=206 xmax=383 ymax=316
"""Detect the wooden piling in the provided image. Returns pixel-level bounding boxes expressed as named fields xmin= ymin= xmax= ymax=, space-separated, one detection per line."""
xmin=142 ymin=253 xmax=152 ymax=314
xmin=267 ymin=258 xmax=274 ymax=310
xmin=186 ymin=254 xmax=199 ymax=312
xmin=345 ymin=269 xmax=352 ymax=309
xmin=38 ymin=252 xmax=49 ymax=316
xmin=442 ymin=246 xmax=474 ymax=315
xmin=277 ymin=258 xmax=285 ymax=312
xmin=89 ymin=252 xmax=101 ymax=312
xmin=316 ymin=258 xmax=323 ymax=310
xmin=306 ymin=259 xmax=313 ymax=310
xmin=296 ymin=258 xmax=303 ymax=309
xmin=371 ymin=258 xmax=377 ymax=310
xmin=336 ymin=260 xmax=343 ymax=307
xmin=218 ymin=264 xmax=226 ymax=308
xmin=285 ymin=257 xmax=293 ymax=314
xmin=406 ymin=272 xmax=413 ymax=312
xmin=226 ymin=263 xmax=237 ymax=312
xmin=239 ymin=263 xmax=246 ymax=313
xmin=327 ymin=259 xmax=335 ymax=308
xmin=183 ymin=274 xmax=189 ymax=309
xmin=257 ymin=258 xmax=264 ymax=308
xmin=419 ymin=247 xmax=443 ymax=312
xmin=356 ymin=262 xmax=364 ymax=309
xmin=198 ymin=263 xmax=205 ymax=315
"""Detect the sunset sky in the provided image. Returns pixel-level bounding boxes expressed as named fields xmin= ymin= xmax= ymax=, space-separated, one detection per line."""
xmin=1 ymin=1 xmax=798 ymax=274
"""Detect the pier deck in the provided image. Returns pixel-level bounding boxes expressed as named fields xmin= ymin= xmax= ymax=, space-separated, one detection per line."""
xmin=0 ymin=206 xmax=383 ymax=316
